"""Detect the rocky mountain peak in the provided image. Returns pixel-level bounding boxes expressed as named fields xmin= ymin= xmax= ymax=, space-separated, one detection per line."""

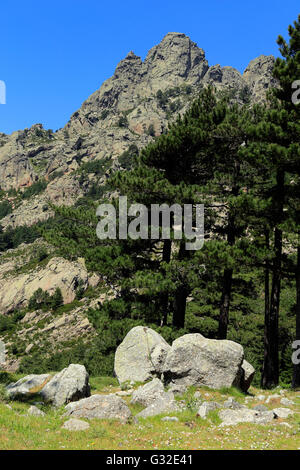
xmin=143 ymin=32 xmax=208 ymax=88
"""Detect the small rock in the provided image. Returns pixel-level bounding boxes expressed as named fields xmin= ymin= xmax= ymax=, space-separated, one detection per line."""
xmin=256 ymin=395 xmax=265 ymax=401
xmin=266 ymin=394 xmax=281 ymax=403
xmin=223 ymin=397 xmax=246 ymax=410
xmin=62 ymin=418 xmax=90 ymax=431
xmin=161 ymin=416 xmax=179 ymax=422
xmin=279 ymin=422 xmax=292 ymax=429
xmin=136 ymin=392 xmax=179 ymax=419
xmin=168 ymin=384 xmax=188 ymax=395
xmin=131 ymin=378 xmax=165 ymax=407
xmin=197 ymin=401 xmax=221 ymax=418
xmin=253 ymin=404 xmax=268 ymax=412
xmin=273 ymin=408 xmax=294 ymax=419
xmin=115 ymin=390 xmax=132 ymax=397
xmin=219 ymin=408 xmax=275 ymax=426
xmin=280 ymin=397 xmax=294 ymax=406
xmin=27 ymin=405 xmax=45 ymax=417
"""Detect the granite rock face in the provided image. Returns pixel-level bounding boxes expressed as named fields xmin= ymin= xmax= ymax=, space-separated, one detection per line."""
xmin=114 ymin=326 xmax=171 ymax=384
xmin=40 ymin=364 xmax=90 ymax=407
xmin=162 ymin=333 xmax=245 ymax=390
xmin=0 ymin=256 xmax=88 ymax=314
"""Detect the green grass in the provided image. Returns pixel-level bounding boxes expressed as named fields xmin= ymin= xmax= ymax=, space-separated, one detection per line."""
xmin=218 ymin=386 xmax=246 ymax=398
xmin=0 ymin=379 xmax=299 ymax=450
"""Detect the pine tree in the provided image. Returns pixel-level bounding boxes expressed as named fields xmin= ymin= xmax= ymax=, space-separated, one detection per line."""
xmin=272 ymin=15 xmax=300 ymax=387
xmin=242 ymin=15 xmax=300 ymax=388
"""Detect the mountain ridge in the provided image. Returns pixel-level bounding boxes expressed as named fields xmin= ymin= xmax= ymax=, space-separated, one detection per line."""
xmin=0 ymin=32 xmax=277 ymax=231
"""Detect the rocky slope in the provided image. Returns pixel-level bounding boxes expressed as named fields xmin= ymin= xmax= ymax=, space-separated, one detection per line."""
xmin=0 ymin=32 xmax=277 ymax=370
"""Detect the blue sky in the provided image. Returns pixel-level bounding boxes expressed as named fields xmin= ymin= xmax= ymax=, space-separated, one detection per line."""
xmin=0 ymin=0 xmax=299 ymax=135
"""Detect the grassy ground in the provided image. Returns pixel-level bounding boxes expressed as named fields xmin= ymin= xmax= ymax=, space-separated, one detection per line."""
xmin=0 ymin=376 xmax=299 ymax=450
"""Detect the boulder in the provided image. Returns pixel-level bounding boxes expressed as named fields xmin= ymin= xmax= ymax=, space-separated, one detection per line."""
xmin=40 ymin=364 xmax=90 ymax=407
xmin=6 ymin=374 xmax=51 ymax=400
xmin=162 ymin=333 xmax=244 ymax=390
xmin=6 ymin=364 xmax=90 ymax=406
xmin=130 ymin=378 xmax=165 ymax=407
xmin=65 ymin=394 xmax=132 ymax=422
xmin=62 ymin=418 xmax=90 ymax=431
xmin=219 ymin=408 xmax=275 ymax=426
xmin=114 ymin=326 xmax=171 ymax=384
xmin=240 ymin=360 xmax=255 ymax=392
xmin=168 ymin=384 xmax=188 ymax=395
xmin=136 ymin=391 xmax=180 ymax=418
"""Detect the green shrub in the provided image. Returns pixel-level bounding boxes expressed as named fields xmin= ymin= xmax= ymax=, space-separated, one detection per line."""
xmin=21 ymin=180 xmax=47 ymax=199
xmin=0 ymin=200 xmax=12 ymax=220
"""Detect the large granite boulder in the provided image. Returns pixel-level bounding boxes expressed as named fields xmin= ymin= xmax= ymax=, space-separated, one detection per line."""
xmin=6 ymin=374 xmax=51 ymax=400
xmin=162 ymin=333 xmax=244 ymax=390
xmin=6 ymin=364 xmax=90 ymax=406
xmin=40 ymin=364 xmax=90 ymax=407
xmin=65 ymin=394 xmax=132 ymax=422
xmin=114 ymin=326 xmax=171 ymax=384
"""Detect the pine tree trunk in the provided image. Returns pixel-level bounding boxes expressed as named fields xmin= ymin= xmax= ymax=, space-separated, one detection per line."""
xmin=218 ymin=268 xmax=233 ymax=339
xmin=160 ymin=240 xmax=172 ymax=326
xmin=261 ymin=230 xmax=270 ymax=388
xmin=292 ymin=241 xmax=300 ymax=388
xmin=218 ymin=213 xmax=235 ymax=339
xmin=265 ymin=227 xmax=281 ymax=387
xmin=217 ymin=160 xmax=240 ymax=340
xmin=172 ymin=242 xmax=189 ymax=328
xmin=261 ymin=171 xmax=284 ymax=388
xmin=173 ymin=285 xmax=188 ymax=328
